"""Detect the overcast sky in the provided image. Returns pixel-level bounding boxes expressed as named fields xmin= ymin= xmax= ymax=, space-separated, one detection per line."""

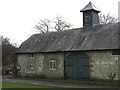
xmin=0 ymin=0 xmax=119 ymax=46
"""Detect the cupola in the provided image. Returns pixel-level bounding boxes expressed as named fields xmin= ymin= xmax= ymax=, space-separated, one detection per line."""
xmin=80 ymin=2 xmax=100 ymax=32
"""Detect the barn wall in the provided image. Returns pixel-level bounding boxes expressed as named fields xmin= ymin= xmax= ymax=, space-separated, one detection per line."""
xmin=17 ymin=52 xmax=64 ymax=79
xmin=17 ymin=53 xmax=44 ymax=77
xmin=43 ymin=53 xmax=64 ymax=79
xmin=65 ymin=50 xmax=119 ymax=80
xmin=18 ymin=50 xmax=119 ymax=80
xmin=87 ymin=50 xmax=119 ymax=80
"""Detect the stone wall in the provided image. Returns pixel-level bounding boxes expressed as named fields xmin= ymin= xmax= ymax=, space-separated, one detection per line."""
xmin=18 ymin=52 xmax=64 ymax=79
xmin=86 ymin=50 xmax=119 ymax=80
xmin=18 ymin=50 xmax=119 ymax=80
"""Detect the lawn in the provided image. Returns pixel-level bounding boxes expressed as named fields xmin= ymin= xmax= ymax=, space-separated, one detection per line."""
xmin=2 ymin=81 xmax=58 ymax=88
xmin=0 ymin=81 xmax=2 ymax=89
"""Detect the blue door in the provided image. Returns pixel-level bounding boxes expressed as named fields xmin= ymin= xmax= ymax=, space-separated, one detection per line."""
xmin=67 ymin=53 xmax=89 ymax=79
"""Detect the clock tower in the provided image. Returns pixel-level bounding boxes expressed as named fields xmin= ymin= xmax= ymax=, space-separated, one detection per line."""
xmin=80 ymin=2 xmax=100 ymax=32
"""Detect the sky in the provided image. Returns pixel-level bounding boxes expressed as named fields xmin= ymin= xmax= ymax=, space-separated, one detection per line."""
xmin=0 ymin=0 xmax=120 ymax=46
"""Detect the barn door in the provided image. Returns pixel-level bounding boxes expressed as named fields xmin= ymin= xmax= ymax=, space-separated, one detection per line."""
xmin=67 ymin=52 xmax=89 ymax=80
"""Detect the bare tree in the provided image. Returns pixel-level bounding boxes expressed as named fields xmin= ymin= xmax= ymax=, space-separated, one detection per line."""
xmin=1 ymin=36 xmax=10 ymax=45
xmin=35 ymin=16 xmax=72 ymax=33
xmin=99 ymin=13 xmax=118 ymax=24
xmin=35 ymin=18 xmax=51 ymax=33
xmin=54 ymin=16 xmax=72 ymax=31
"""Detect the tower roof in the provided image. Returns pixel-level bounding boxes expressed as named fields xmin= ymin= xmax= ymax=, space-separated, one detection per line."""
xmin=80 ymin=2 xmax=100 ymax=12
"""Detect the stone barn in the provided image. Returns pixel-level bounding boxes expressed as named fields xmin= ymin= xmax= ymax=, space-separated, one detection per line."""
xmin=17 ymin=2 xmax=120 ymax=80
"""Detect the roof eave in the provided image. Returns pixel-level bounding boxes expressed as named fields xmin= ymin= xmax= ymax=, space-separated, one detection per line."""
xmin=80 ymin=9 xmax=101 ymax=12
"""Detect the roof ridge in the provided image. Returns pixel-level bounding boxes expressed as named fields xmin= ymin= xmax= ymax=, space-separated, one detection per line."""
xmin=33 ymin=28 xmax=82 ymax=36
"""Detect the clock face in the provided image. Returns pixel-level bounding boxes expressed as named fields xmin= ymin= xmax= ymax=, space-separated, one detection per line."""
xmin=85 ymin=16 xmax=91 ymax=22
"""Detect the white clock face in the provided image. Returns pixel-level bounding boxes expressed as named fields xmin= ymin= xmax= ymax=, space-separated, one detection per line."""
xmin=85 ymin=16 xmax=91 ymax=22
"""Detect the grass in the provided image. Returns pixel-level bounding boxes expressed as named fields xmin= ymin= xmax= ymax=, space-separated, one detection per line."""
xmin=2 ymin=81 xmax=59 ymax=88
xmin=9 ymin=77 xmax=120 ymax=86
xmin=0 ymin=81 xmax=2 ymax=89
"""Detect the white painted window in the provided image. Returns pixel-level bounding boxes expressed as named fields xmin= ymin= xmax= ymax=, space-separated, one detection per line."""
xmin=28 ymin=64 xmax=34 ymax=69
xmin=49 ymin=60 xmax=56 ymax=70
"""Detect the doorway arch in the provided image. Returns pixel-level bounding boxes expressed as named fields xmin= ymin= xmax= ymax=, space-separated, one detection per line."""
xmin=67 ymin=52 xmax=89 ymax=79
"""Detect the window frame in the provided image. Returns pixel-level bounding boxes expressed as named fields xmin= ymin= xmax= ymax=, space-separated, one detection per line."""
xmin=49 ymin=60 xmax=56 ymax=70
xmin=29 ymin=53 xmax=34 ymax=58
xmin=28 ymin=64 xmax=34 ymax=70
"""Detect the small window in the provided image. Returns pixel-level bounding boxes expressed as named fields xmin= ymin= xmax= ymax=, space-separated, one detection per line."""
xmin=29 ymin=53 xmax=34 ymax=58
xmin=112 ymin=50 xmax=120 ymax=55
xmin=39 ymin=61 xmax=42 ymax=68
xmin=28 ymin=64 xmax=34 ymax=69
xmin=49 ymin=60 xmax=56 ymax=70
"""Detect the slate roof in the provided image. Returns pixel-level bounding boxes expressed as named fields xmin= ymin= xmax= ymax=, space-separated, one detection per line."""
xmin=17 ymin=23 xmax=119 ymax=53
xmin=80 ymin=2 xmax=100 ymax=12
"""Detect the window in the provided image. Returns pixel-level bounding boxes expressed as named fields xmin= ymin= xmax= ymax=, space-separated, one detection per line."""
xmin=29 ymin=53 xmax=34 ymax=58
xmin=112 ymin=50 xmax=120 ymax=55
xmin=28 ymin=64 xmax=34 ymax=69
xmin=39 ymin=61 xmax=42 ymax=68
xmin=49 ymin=60 xmax=56 ymax=70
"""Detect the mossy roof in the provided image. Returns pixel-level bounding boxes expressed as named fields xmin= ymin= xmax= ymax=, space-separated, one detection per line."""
xmin=17 ymin=23 xmax=119 ymax=53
